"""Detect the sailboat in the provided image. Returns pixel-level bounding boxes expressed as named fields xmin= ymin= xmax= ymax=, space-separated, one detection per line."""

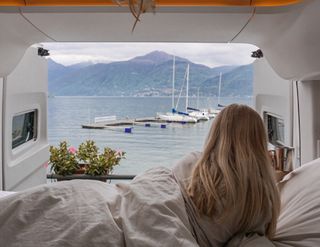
xmin=204 ymin=72 xmax=223 ymax=118
xmin=157 ymin=57 xmax=197 ymax=123
xmin=185 ymin=66 xmax=210 ymax=121
xmin=188 ymin=108 xmax=210 ymax=121
xmin=213 ymin=72 xmax=224 ymax=115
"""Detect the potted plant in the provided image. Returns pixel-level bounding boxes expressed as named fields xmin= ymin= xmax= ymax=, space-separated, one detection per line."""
xmin=49 ymin=141 xmax=79 ymax=176
xmin=49 ymin=140 xmax=125 ymax=179
xmin=76 ymin=140 xmax=99 ymax=173
xmin=77 ymin=140 xmax=125 ymax=176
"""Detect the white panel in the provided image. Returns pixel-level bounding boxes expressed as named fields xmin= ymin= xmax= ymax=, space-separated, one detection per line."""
xmin=3 ymin=47 xmax=49 ymax=191
xmin=1 ymin=1 xmax=320 ymax=81
xmin=1 ymin=1 xmax=319 ymax=80
xmin=0 ymin=13 xmax=51 ymax=77
xmin=296 ymin=81 xmax=320 ymax=165
xmin=0 ymin=78 xmax=3 ymax=190
xmin=253 ymin=58 xmax=293 ymax=147
xmin=24 ymin=11 xmax=252 ymax=42
xmin=237 ymin=0 xmax=320 ymax=80
xmin=292 ymin=81 xmax=301 ymax=168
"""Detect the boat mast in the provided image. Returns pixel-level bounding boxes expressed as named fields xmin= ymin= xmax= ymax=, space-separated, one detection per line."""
xmin=186 ymin=64 xmax=189 ymax=112
xmin=197 ymin=87 xmax=200 ymax=109
xmin=218 ymin=72 xmax=222 ymax=106
xmin=172 ymin=56 xmax=175 ymax=112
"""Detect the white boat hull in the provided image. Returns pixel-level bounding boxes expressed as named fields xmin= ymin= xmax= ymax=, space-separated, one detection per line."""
xmin=188 ymin=111 xmax=209 ymax=121
xmin=157 ymin=113 xmax=197 ymax=123
xmin=202 ymin=108 xmax=221 ymax=118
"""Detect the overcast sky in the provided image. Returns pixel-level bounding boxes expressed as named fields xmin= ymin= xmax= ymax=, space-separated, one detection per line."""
xmin=44 ymin=42 xmax=258 ymax=68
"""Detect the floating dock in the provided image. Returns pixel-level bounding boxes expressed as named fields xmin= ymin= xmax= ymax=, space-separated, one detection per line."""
xmin=82 ymin=117 xmax=168 ymax=130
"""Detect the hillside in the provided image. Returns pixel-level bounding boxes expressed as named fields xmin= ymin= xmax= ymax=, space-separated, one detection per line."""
xmin=48 ymin=51 xmax=253 ymax=96
xmin=201 ymin=64 xmax=253 ymax=97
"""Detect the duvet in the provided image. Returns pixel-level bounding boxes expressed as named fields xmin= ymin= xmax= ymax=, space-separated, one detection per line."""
xmin=0 ymin=167 xmax=198 ymax=247
xmin=0 ymin=166 xmax=277 ymax=247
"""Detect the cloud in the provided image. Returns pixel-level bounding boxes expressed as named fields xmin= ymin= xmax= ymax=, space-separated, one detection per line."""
xmin=44 ymin=42 xmax=258 ymax=68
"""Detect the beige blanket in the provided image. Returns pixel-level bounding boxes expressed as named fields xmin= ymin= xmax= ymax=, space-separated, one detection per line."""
xmin=0 ymin=167 xmax=198 ymax=247
xmin=2 ymin=157 xmax=319 ymax=247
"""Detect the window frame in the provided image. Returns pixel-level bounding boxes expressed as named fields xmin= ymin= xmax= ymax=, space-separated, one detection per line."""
xmin=263 ymin=111 xmax=285 ymax=146
xmin=12 ymin=109 xmax=38 ymax=150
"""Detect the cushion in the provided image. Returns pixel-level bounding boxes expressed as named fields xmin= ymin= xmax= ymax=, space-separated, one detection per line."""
xmin=273 ymin=158 xmax=320 ymax=246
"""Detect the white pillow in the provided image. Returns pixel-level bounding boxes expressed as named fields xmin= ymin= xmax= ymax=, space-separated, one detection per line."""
xmin=273 ymin=158 xmax=320 ymax=246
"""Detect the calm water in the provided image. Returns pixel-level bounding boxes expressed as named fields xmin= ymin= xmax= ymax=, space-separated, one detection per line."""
xmin=48 ymin=96 xmax=252 ymax=175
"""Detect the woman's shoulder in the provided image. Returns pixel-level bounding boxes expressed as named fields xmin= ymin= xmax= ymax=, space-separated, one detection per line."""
xmin=172 ymin=151 xmax=202 ymax=186
xmin=173 ymin=151 xmax=201 ymax=170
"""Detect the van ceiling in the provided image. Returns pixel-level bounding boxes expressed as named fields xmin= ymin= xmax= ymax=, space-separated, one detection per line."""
xmin=1 ymin=0 xmax=320 ymax=82
xmin=0 ymin=0 xmax=302 ymax=7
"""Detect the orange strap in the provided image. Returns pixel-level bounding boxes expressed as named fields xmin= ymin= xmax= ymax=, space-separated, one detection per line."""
xmin=0 ymin=0 xmax=302 ymax=7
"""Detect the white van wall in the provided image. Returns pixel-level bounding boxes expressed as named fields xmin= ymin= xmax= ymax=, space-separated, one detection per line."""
xmin=296 ymin=81 xmax=320 ymax=164
xmin=253 ymin=58 xmax=297 ymax=166
xmin=254 ymin=58 xmax=293 ymax=145
xmin=3 ymin=47 xmax=49 ymax=191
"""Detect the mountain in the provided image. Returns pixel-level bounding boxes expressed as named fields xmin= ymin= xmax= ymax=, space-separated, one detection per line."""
xmin=68 ymin=61 xmax=94 ymax=70
xmin=47 ymin=58 xmax=69 ymax=82
xmin=48 ymin=51 xmax=253 ymax=97
xmin=210 ymin=65 xmax=239 ymax=76
xmin=130 ymin=51 xmax=176 ymax=65
xmin=200 ymin=64 xmax=253 ymax=97
xmin=47 ymin=59 xmax=95 ymax=82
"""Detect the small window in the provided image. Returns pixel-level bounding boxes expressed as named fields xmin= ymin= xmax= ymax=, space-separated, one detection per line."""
xmin=264 ymin=112 xmax=285 ymax=146
xmin=12 ymin=110 xmax=37 ymax=149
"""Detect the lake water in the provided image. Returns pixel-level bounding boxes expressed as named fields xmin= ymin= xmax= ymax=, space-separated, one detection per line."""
xmin=48 ymin=96 xmax=252 ymax=175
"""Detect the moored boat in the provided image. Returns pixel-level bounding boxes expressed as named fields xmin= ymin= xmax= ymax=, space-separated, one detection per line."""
xmin=157 ymin=112 xmax=197 ymax=123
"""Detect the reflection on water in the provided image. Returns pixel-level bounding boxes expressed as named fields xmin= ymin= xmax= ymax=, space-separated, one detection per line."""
xmin=48 ymin=96 xmax=252 ymax=175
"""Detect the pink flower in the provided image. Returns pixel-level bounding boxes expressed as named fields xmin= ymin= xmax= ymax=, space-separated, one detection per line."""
xmin=43 ymin=162 xmax=49 ymax=168
xmin=68 ymin=146 xmax=77 ymax=154
xmin=115 ymin=149 xmax=125 ymax=158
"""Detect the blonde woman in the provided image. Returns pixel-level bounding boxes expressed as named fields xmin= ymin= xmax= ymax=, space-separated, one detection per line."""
xmin=173 ymin=104 xmax=280 ymax=246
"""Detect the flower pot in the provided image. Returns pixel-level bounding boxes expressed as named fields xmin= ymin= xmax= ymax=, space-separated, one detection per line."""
xmin=75 ymin=163 xmax=87 ymax=174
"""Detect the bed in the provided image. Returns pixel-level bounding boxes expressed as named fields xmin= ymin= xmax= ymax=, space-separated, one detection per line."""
xmin=273 ymin=158 xmax=320 ymax=246
xmin=0 ymin=159 xmax=320 ymax=247
xmin=230 ymin=158 xmax=320 ymax=246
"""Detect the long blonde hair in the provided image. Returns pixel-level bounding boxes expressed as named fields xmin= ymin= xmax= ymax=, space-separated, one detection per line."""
xmin=187 ymin=104 xmax=280 ymax=238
